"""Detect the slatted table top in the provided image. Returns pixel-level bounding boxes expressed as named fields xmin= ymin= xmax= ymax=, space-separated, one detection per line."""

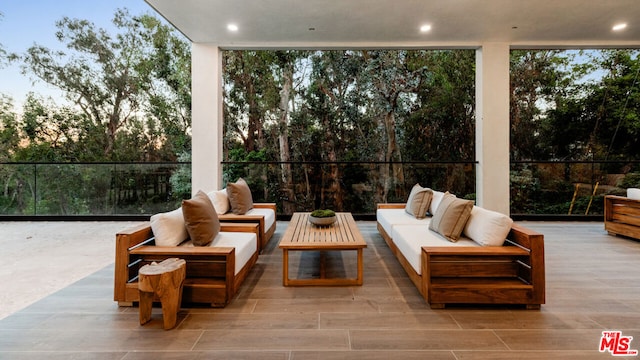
xmin=278 ymin=212 xmax=367 ymax=250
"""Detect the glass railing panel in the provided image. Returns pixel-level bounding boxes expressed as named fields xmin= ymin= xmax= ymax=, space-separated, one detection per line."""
xmin=510 ymin=161 xmax=640 ymax=216
xmin=0 ymin=162 xmax=190 ymax=216
xmin=4 ymin=160 xmax=637 ymax=217
xmin=222 ymin=161 xmax=476 ymax=216
xmin=0 ymin=163 xmax=37 ymax=215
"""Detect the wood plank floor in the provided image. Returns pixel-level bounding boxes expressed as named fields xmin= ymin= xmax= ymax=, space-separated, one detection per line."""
xmin=0 ymin=221 xmax=639 ymax=359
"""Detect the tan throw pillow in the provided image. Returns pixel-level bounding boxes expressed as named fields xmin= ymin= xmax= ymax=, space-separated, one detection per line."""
xmin=405 ymin=183 xmax=433 ymax=219
xmin=182 ymin=190 xmax=220 ymax=246
xmin=227 ymin=178 xmax=254 ymax=215
xmin=429 ymin=193 xmax=474 ymax=242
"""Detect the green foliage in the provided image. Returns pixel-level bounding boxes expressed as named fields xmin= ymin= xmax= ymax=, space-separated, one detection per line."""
xmin=169 ymin=151 xmax=192 ymax=201
xmin=310 ymin=209 xmax=335 ymax=217
xmin=620 ymin=172 xmax=640 ymax=188
xmin=223 ymin=148 xmax=268 ymax=201
xmin=510 ymin=166 xmax=541 ymax=214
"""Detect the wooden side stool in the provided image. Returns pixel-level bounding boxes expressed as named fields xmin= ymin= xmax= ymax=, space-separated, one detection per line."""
xmin=138 ymin=258 xmax=186 ymax=330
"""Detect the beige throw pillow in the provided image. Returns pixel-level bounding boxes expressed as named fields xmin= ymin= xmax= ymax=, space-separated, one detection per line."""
xmin=150 ymin=207 xmax=188 ymax=247
xmin=429 ymin=190 xmax=446 ymax=216
xmin=182 ymin=190 xmax=220 ymax=246
xmin=429 ymin=193 xmax=474 ymax=242
xmin=405 ymin=183 xmax=433 ymax=219
xmin=207 ymin=189 xmax=230 ymax=214
xmin=227 ymin=178 xmax=254 ymax=215
xmin=463 ymin=206 xmax=513 ymax=246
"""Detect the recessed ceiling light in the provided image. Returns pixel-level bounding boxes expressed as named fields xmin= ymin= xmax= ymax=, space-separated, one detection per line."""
xmin=612 ymin=23 xmax=627 ymax=31
xmin=420 ymin=24 xmax=432 ymax=33
xmin=227 ymin=24 xmax=239 ymax=32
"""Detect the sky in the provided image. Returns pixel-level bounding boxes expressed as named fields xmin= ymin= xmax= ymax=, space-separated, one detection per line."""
xmin=0 ymin=0 xmax=157 ymax=109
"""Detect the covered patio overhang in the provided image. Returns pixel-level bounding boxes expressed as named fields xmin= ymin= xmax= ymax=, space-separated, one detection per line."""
xmin=145 ymin=0 xmax=640 ymax=215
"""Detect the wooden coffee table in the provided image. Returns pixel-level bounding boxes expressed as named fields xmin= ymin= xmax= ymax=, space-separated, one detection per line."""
xmin=279 ymin=212 xmax=367 ymax=286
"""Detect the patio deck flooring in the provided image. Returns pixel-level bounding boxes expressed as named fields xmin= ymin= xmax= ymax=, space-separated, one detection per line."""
xmin=0 ymin=220 xmax=639 ymax=359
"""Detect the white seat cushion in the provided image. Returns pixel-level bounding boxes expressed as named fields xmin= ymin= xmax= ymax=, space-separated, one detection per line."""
xmin=376 ymin=208 xmax=430 ymax=238
xmin=181 ymin=231 xmax=257 ymax=274
xmin=245 ymin=208 xmax=276 ymax=231
xmin=392 ymin=224 xmax=478 ymax=275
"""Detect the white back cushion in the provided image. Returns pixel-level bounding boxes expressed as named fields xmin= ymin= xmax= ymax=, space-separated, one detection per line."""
xmin=429 ymin=190 xmax=446 ymax=215
xmin=627 ymin=188 xmax=640 ymax=200
xmin=150 ymin=208 xmax=188 ymax=246
xmin=463 ymin=206 xmax=513 ymax=246
xmin=207 ymin=189 xmax=230 ymax=214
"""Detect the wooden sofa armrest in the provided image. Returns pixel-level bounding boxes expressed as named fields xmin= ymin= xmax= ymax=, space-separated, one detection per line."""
xmin=421 ymin=245 xmax=529 ymax=256
xmin=131 ymin=246 xmax=235 ymax=256
xmin=606 ymin=194 xmax=640 ymax=203
xmin=377 ymin=203 xmax=406 ymax=209
xmin=604 ymin=195 xmax=640 ymax=240
xmin=605 ymin=195 xmax=640 ymax=221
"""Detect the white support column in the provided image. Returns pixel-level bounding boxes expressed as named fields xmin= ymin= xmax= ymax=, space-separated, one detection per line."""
xmin=191 ymin=44 xmax=223 ymax=194
xmin=475 ymin=43 xmax=510 ymax=214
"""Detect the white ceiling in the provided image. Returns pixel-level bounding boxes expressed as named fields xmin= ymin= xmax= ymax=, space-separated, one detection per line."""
xmin=145 ymin=0 xmax=640 ymax=49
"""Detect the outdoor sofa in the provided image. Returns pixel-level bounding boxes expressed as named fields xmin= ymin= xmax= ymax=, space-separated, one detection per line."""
xmin=377 ymin=185 xmax=546 ymax=309
xmin=114 ymin=181 xmax=271 ymax=307
xmin=604 ymin=188 xmax=640 ymax=240
xmin=114 ymin=221 xmax=259 ymax=307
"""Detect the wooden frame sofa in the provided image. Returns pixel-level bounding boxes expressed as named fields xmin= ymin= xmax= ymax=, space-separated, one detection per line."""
xmin=605 ymin=194 xmax=640 ymax=240
xmin=114 ymin=222 xmax=260 ymax=308
xmin=377 ymin=203 xmax=545 ymax=309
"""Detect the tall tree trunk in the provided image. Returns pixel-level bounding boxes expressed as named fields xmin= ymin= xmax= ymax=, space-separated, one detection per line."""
xmin=384 ymin=110 xmax=405 ymax=200
xmin=322 ymin=114 xmax=343 ymax=210
xmin=278 ymin=64 xmax=296 ymax=214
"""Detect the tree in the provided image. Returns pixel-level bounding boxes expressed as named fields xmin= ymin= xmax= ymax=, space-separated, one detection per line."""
xmin=20 ymin=9 xmax=158 ymax=160
xmin=0 ymin=95 xmax=20 ymax=162
xmin=272 ymin=51 xmax=309 ymax=213
xmin=363 ymin=50 xmax=427 ymax=202
xmin=135 ymin=14 xmax=192 ymax=160
xmin=405 ymin=50 xmax=476 ymax=192
xmin=223 ymin=51 xmax=278 ymax=153
xmin=510 ymin=50 xmax=576 ymax=160
xmin=585 ymin=50 xmax=640 ymax=160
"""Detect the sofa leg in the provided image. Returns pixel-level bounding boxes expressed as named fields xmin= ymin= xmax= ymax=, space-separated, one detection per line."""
xmin=526 ymin=304 xmax=541 ymax=310
xmin=430 ymin=303 xmax=445 ymax=309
